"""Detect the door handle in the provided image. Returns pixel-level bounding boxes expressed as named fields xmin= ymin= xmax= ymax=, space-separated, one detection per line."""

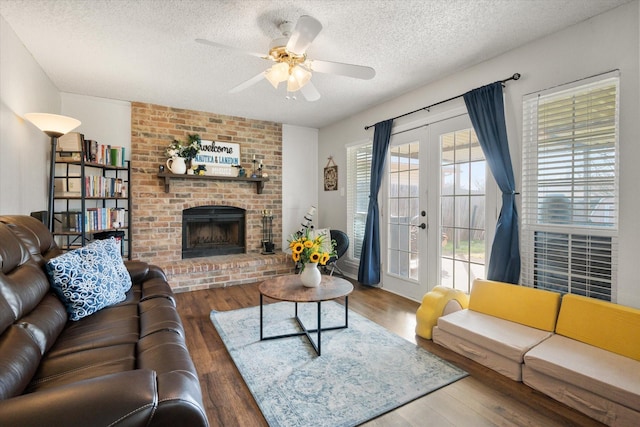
xmin=418 ymin=223 xmax=426 ymax=230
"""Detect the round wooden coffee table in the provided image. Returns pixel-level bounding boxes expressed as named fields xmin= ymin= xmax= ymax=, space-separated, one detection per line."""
xmin=259 ymin=274 xmax=353 ymax=356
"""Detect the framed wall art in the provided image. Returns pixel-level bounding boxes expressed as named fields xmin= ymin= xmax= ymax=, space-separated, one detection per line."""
xmin=324 ymin=156 xmax=338 ymax=191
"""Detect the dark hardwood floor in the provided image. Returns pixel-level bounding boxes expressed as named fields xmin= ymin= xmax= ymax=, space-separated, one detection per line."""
xmin=175 ymin=280 xmax=604 ymax=427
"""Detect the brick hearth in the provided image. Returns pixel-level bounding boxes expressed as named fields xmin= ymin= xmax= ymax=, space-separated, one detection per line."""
xmin=130 ymin=102 xmax=294 ymax=292
xmin=162 ymin=253 xmax=292 ymax=293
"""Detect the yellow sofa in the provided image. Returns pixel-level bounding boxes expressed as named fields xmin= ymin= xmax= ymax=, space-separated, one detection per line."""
xmin=432 ymin=279 xmax=561 ymax=381
xmin=432 ymin=279 xmax=640 ymax=426
xmin=523 ymin=294 xmax=640 ymax=426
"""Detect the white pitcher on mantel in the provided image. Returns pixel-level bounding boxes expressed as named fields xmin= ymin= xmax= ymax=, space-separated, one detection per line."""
xmin=166 ymin=157 xmax=187 ymax=174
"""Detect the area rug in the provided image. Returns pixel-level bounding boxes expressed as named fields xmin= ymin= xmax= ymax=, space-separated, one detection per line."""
xmin=210 ymin=301 xmax=467 ymax=427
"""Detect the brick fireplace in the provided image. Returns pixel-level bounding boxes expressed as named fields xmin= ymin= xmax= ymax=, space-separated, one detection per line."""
xmin=130 ymin=102 xmax=293 ymax=292
xmin=182 ymin=205 xmax=246 ymax=258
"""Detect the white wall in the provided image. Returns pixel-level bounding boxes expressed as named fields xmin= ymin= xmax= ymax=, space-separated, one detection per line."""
xmin=318 ymin=1 xmax=640 ymax=308
xmin=0 ymin=16 xmax=61 ymax=215
xmin=282 ymin=124 xmax=318 ymax=250
xmin=61 ymin=93 xmax=131 ymax=157
xmin=0 ymin=17 xmax=131 ymax=216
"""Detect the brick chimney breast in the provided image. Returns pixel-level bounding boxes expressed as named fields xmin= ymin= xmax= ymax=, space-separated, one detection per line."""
xmin=130 ymin=102 xmax=291 ymax=291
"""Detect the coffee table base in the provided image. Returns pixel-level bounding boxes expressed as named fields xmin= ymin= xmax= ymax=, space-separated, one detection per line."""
xmin=259 ymin=294 xmax=349 ymax=356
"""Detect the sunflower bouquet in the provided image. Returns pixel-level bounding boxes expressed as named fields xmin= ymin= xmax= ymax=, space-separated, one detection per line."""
xmin=288 ymin=228 xmax=336 ymax=269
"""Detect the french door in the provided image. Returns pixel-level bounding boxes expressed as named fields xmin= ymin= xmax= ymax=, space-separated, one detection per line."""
xmin=381 ymin=114 xmax=495 ymax=301
xmin=382 ymin=126 xmax=431 ymax=301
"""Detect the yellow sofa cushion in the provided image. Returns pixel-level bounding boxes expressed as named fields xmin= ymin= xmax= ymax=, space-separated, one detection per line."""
xmin=555 ymin=294 xmax=640 ymax=362
xmin=468 ymin=279 xmax=561 ymax=332
xmin=415 ymin=286 xmax=469 ymax=339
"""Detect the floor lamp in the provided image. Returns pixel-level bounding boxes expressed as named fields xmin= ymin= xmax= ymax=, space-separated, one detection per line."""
xmin=24 ymin=113 xmax=81 ymax=232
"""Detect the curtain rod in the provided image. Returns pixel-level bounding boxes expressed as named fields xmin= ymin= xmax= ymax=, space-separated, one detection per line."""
xmin=363 ymin=73 xmax=521 ymax=130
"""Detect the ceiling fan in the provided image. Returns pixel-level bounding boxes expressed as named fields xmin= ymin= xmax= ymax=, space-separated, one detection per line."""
xmin=196 ymin=15 xmax=375 ymax=102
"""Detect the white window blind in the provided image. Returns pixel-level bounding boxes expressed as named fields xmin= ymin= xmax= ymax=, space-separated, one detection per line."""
xmin=521 ymin=72 xmax=619 ymax=301
xmin=347 ymin=143 xmax=372 ymax=260
xmin=530 ymin=232 xmax=616 ymax=300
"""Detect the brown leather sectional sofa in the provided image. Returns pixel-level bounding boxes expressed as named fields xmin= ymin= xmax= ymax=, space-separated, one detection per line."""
xmin=0 ymin=215 xmax=209 ymax=427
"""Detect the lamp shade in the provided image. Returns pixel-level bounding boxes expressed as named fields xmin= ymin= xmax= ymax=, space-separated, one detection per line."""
xmin=24 ymin=113 xmax=81 ymax=137
xmin=287 ymin=65 xmax=312 ymax=92
xmin=264 ymin=62 xmax=290 ymax=89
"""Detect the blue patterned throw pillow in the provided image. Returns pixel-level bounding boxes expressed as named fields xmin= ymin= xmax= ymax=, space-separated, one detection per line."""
xmin=93 ymin=237 xmax=132 ymax=294
xmin=46 ymin=239 xmax=129 ymax=321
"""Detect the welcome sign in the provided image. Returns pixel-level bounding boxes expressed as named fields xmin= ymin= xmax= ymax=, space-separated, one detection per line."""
xmin=194 ymin=140 xmax=240 ymax=167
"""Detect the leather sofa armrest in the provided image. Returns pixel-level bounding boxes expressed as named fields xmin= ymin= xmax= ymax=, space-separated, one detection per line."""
xmin=125 ymin=261 xmax=168 ymax=283
xmin=147 ymin=264 xmax=168 ymax=280
xmin=0 ymin=370 xmax=158 ymax=427
xmin=125 ymin=260 xmax=151 ymax=283
xmin=150 ymin=371 xmax=210 ymax=427
xmin=124 ymin=261 xmax=175 ymax=306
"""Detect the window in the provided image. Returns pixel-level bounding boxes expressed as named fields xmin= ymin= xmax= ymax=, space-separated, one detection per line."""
xmin=440 ymin=128 xmax=487 ymax=293
xmin=387 ymin=142 xmax=419 ymax=280
xmin=521 ymin=72 xmax=619 ymax=301
xmin=347 ymin=143 xmax=372 ymax=260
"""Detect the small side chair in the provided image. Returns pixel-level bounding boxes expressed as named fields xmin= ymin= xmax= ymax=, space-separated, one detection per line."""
xmin=324 ymin=229 xmax=349 ymax=276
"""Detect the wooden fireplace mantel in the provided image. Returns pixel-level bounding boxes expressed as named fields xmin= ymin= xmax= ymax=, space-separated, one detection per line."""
xmin=158 ymin=172 xmax=269 ymax=194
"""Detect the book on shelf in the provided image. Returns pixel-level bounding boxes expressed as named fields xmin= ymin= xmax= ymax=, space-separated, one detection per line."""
xmin=83 ymin=175 xmax=126 ymax=197
xmin=54 ymin=133 xmax=126 ymax=167
xmin=55 ymin=175 xmax=125 ymax=198
xmin=84 ymin=139 xmax=98 ymax=162
xmin=84 ymin=207 xmax=127 ymax=232
xmin=95 ymin=144 xmax=126 ymax=167
xmin=55 ymin=208 xmax=126 ymax=234
xmin=110 ymin=146 xmax=126 ymax=167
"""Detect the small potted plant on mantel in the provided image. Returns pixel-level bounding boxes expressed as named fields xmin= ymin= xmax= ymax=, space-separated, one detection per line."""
xmin=165 ymin=134 xmax=201 ymax=174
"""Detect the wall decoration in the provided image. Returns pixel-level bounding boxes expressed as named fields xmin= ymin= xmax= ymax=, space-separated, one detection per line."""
xmin=193 ymin=140 xmax=241 ymax=176
xmin=324 ymin=156 xmax=338 ymax=191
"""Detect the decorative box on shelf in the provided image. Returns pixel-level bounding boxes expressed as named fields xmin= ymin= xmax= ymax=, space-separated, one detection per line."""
xmin=55 ymin=132 xmax=83 ymax=162
xmin=206 ymin=166 xmax=239 ymax=177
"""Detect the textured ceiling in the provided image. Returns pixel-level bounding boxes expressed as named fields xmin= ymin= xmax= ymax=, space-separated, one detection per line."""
xmin=0 ymin=0 xmax=631 ymax=128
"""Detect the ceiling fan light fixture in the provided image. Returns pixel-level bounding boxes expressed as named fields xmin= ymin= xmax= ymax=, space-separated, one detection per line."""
xmin=265 ymin=72 xmax=279 ymax=89
xmin=265 ymin=62 xmax=289 ymax=88
xmin=198 ymin=14 xmax=374 ymax=102
xmin=287 ymin=75 xmax=300 ymax=92
xmin=292 ymin=65 xmax=311 ymax=86
xmin=287 ymin=65 xmax=312 ymax=92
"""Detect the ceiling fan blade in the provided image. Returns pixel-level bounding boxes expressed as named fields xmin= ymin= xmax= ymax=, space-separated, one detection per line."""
xmin=300 ymin=81 xmax=321 ymax=102
xmin=229 ymin=72 xmax=267 ymax=93
xmin=286 ymin=15 xmax=322 ymax=55
xmin=309 ymin=59 xmax=376 ymax=80
xmin=195 ymin=38 xmax=266 ymax=59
